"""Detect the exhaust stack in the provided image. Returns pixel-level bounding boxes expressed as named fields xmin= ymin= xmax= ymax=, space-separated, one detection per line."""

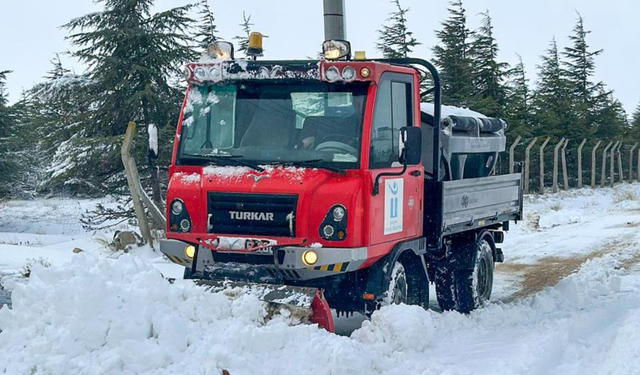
xmin=323 ymin=0 xmax=346 ymax=41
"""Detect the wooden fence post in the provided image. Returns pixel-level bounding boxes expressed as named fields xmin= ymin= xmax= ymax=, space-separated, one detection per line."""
xmin=509 ymin=135 xmax=522 ymax=174
xmin=539 ymin=137 xmax=551 ymax=194
xmin=629 ymin=143 xmax=638 ymax=182
xmin=553 ymin=138 xmax=565 ymax=193
xmin=122 ymin=122 xmax=154 ymax=247
xmin=591 ymin=140 xmax=602 ymax=188
xmin=610 ymin=141 xmax=620 ymax=186
xmin=577 ymin=139 xmax=587 ymax=188
xmin=561 ymin=139 xmax=569 ymax=190
xmin=524 ymin=137 xmax=538 ymax=194
xmin=617 ymin=143 xmax=624 ymax=183
xmin=601 ymin=141 xmax=613 ymax=187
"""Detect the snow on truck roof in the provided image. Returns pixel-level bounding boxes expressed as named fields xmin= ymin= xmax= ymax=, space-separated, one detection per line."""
xmin=420 ymin=103 xmax=488 ymax=119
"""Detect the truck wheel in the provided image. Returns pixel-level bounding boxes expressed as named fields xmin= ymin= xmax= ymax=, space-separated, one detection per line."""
xmin=385 ymin=262 xmax=408 ymax=305
xmin=455 ymin=237 xmax=494 ymax=313
xmin=434 ymin=267 xmax=456 ymax=311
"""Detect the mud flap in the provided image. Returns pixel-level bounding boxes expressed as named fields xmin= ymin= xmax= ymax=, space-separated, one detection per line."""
xmin=194 ymin=280 xmax=335 ymax=333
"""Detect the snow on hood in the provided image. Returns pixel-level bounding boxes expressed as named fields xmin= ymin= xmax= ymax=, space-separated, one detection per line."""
xmin=420 ymin=103 xmax=488 ymax=118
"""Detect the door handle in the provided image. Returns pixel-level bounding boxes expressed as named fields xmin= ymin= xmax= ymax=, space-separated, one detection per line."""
xmin=410 ymin=170 xmax=422 ymax=177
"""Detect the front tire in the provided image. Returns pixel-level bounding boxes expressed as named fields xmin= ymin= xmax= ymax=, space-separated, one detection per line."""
xmin=385 ymin=262 xmax=408 ymax=305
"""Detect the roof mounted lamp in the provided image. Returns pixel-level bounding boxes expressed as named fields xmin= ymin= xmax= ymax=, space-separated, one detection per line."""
xmin=207 ymin=41 xmax=235 ymax=60
xmin=322 ymin=40 xmax=351 ymax=60
xmin=247 ymin=32 xmax=265 ymax=60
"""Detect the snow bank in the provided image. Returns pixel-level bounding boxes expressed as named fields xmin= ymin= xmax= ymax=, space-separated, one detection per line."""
xmin=2 ymin=246 xmax=640 ymax=374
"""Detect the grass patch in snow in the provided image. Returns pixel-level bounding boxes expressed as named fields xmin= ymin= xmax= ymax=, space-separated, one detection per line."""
xmin=613 ymin=189 xmax=638 ymax=203
xmin=19 ymin=257 xmax=52 ymax=278
xmin=549 ymin=202 xmax=563 ymax=211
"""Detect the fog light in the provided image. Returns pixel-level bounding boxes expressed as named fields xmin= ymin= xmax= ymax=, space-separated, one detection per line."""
xmin=360 ymin=67 xmax=371 ymax=78
xmin=184 ymin=245 xmax=196 ymax=259
xmin=322 ymin=225 xmax=335 ymax=238
xmin=302 ymin=250 xmax=318 ymax=266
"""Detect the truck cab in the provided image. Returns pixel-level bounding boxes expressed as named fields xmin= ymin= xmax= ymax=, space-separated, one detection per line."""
xmin=160 ymin=40 xmax=522 ymax=318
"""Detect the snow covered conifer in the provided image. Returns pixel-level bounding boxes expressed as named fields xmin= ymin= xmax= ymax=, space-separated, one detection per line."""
xmin=376 ymin=0 xmax=420 ymax=59
xmin=60 ymin=0 xmax=196 ymax=193
xmin=432 ymin=0 xmax=473 ymax=107
xmin=44 ymin=53 xmax=71 ymax=81
xmin=630 ymin=102 xmax=640 ymax=141
xmin=195 ymin=0 xmax=219 ymax=51
xmin=0 ymin=70 xmax=17 ymax=196
xmin=531 ymin=39 xmax=574 ymax=138
xmin=469 ymin=11 xmax=509 ymax=118
xmin=505 ymin=56 xmax=533 ymax=138
xmin=234 ymin=11 xmax=254 ymax=57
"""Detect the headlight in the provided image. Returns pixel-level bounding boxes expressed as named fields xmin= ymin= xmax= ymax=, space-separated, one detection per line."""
xmin=332 ymin=206 xmax=346 ymax=222
xmin=171 ymin=200 xmax=184 ymax=216
xmin=193 ymin=67 xmax=207 ymax=81
xmin=325 ymin=66 xmax=340 ymax=82
xmin=342 ymin=66 xmax=356 ymax=81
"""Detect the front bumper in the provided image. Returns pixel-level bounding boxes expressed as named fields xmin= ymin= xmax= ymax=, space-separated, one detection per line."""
xmin=160 ymin=239 xmax=368 ymax=281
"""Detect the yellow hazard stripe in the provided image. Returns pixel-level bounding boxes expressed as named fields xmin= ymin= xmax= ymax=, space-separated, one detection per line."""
xmin=313 ymin=262 xmax=349 ymax=272
xmin=167 ymin=254 xmax=189 ymax=266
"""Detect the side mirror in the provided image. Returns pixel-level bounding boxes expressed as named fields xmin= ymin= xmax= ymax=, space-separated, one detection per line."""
xmin=399 ymin=126 xmax=422 ymax=165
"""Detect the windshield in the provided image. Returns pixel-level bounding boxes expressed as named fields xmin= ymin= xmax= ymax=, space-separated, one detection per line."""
xmin=177 ymin=81 xmax=369 ymax=169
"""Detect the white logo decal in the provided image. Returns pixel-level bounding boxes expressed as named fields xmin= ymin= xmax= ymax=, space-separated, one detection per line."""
xmin=230 ymin=211 xmax=274 ymax=221
xmin=384 ymin=178 xmax=404 ymax=235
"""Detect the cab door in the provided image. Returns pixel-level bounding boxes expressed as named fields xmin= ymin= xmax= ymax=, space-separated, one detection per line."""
xmin=366 ymin=72 xmax=424 ymax=252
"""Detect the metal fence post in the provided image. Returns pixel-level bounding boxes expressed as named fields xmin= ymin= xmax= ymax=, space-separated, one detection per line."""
xmin=553 ymin=138 xmax=565 ymax=193
xmin=601 ymin=141 xmax=613 ymax=187
xmin=561 ymin=139 xmax=569 ymax=190
xmin=577 ymin=139 xmax=587 ymax=188
xmin=610 ymin=141 xmax=620 ymax=186
xmin=617 ymin=142 xmax=624 ymax=183
xmin=509 ymin=135 xmax=522 ymax=175
xmin=591 ymin=140 xmax=602 ymax=188
xmin=629 ymin=143 xmax=638 ymax=182
xmin=539 ymin=137 xmax=551 ymax=194
xmin=524 ymin=137 xmax=538 ymax=194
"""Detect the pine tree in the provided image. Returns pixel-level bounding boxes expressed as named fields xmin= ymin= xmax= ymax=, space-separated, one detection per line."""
xmin=505 ymin=55 xmax=533 ymax=137
xmin=234 ymin=11 xmax=253 ymax=57
xmin=563 ymin=14 xmax=604 ymax=106
xmin=195 ymin=0 xmax=218 ymax=51
xmin=590 ymin=89 xmax=628 ymax=140
xmin=0 ymin=70 xmax=17 ymax=196
xmin=44 ymin=53 xmax=71 ymax=81
xmin=432 ymin=0 xmax=474 ymax=108
xmin=63 ymin=0 xmax=196 ymax=137
xmin=376 ymin=0 xmax=420 ymax=59
xmin=630 ymin=102 xmax=640 ymax=141
xmin=531 ymin=38 xmax=575 ymax=138
xmin=59 ymin=0 xmax=197 ymax=193
xmin=469 ymin=11 xmax=509 ymax=117
xmin=562 ymin=14 xmax=605 ymax=138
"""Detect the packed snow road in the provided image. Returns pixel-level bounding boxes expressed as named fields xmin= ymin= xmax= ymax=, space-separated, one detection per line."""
xmin=1 ymin=185 xmax=640 ymax=374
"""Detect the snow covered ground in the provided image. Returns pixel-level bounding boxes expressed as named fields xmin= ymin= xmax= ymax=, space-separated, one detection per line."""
xmin=1 ymin=185 xmax=640 ymax=374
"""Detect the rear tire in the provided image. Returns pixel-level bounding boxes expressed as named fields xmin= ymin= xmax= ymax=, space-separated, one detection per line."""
xmin=434 ymin=234 xmax=495 ymax=313
xmin=455 ymin=237 xmax=494 ymax=313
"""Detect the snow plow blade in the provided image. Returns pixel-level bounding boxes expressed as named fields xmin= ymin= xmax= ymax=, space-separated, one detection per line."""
xmin=194 ymin=280 xmax=335 ymax=333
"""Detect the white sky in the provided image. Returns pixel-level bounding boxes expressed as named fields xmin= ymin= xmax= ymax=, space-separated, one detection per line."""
xmin=1 ymin=0 xmax=638 ymax=114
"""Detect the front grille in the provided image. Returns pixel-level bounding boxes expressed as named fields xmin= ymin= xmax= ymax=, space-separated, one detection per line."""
xmin=208 ymin=192 xmax=297 ymax=237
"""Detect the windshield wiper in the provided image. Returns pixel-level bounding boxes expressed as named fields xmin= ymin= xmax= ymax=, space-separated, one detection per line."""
xmin=279 ymin=159 xmax=347 ymax=175
xmin=182 ymin=153 xmax=264 ymax=172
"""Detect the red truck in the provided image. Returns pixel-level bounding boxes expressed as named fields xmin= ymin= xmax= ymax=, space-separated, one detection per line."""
xmin=160 ymin=39 xmax=523 ymax=332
